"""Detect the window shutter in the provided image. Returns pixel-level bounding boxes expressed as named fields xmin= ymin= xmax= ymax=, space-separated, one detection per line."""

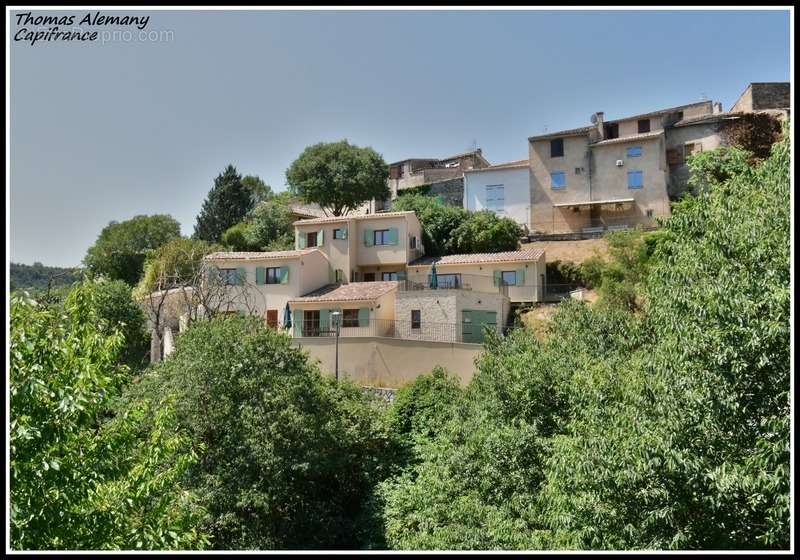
xmin=364 ymin=229 xmax=374 ymax=247
xmin=493 ymin=270 xmax=501 ymax=287
xmin=388 ymin=228 xmax=399 ymax=245
xmin=206 ymin=265 xmax=218 ymax=284
xmin=280 ymin=266 xmax=290 ymax=284
xmin=319 ymin=229 xmax=324 ymax=245
xmin=516 ymin=269 xmax=525 ymax=286
xmin=293 ymin=309 xmax=302 ymax=337
xmin=358 ymin=307 xmax=369 ymax=327
xmin=298 ymin=233 xmax=306 ymax=249
xmin=397 ymin=270 xmax=406 ymax=281
xmin=256 ymin=267 xmax=266 ymax=284
xmin=236 ymin=267 xmax=247 ymax=285
xmin=342 ymin=228 xmax=348 ymax=240
xmin=319 ymin=309 xmax=330 ymax=332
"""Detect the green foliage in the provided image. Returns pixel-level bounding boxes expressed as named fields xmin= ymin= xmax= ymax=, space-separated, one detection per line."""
xmin=10 ymin=282 xmax=206 ymax=550
xmin=244 ymin=194 xmax=296 ymax=251
xmin=546 ymin=260 xmax=585 ymax=289
xmin=220 ymin=222 xmax=256 ymax=251
xmin=131 ymin=316 xmax=397 ymax=549
xmin=451 ymin=210 xmax=522 ymax=254
xmin=392 ymin=193 xmax=468 ymax=256
xmin=136 ymin=237 xmax=222 ymax=296
xmin=10 ymin=262 xmax=82 ymax=293
xmin=387 ymin=367 xmax=463 ymax=445
xmin=686 ymin=145 xmax=753 ymax=196
xmin=379 ymin=127 xmax=790 ymax=550
xmin=242 ymin=174 xmax=274 ymax=206
xmin=88 ymin=279 xmax=150 ymax=370
xmin=84 ymin=214 xmax=181 ymax=286
xmin=286 ymin=140 xmax=390 ymax=216
xmin=194 ymin=164 xmax=254 ymax=242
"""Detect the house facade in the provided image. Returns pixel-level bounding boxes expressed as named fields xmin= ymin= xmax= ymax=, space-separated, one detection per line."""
xmin=463 ymin=159 xmax=531 ymax=231
xmin=203 ymin=211 xmax=546 ymax=346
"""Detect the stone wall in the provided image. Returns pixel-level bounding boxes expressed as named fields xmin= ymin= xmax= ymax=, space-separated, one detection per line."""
xmin=731 ymin=82 xmax=790 ymax=113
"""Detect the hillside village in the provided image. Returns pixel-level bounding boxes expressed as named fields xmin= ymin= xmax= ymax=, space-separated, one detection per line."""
xmin=143 ymin=81 xmax=790 ymax=388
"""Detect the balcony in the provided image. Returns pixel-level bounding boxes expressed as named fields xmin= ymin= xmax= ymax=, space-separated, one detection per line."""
xmin=401 ymin=272 xmax=511 ymax=297
xmin=297 ymin=317 xmax=503 ymax=344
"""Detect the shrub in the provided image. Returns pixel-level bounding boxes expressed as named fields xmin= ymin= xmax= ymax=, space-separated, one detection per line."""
xmin=451 ymin=210 xmax=521 ymax=254
xmin=220 ymin=222 xmax=256 ymax=251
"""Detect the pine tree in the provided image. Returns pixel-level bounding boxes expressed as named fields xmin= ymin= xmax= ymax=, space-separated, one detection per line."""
xmin=193 ymin=164 xmax=253 ymax=242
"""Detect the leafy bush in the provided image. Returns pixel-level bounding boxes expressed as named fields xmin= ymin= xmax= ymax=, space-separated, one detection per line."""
xmin=10 ymin=282 xmax=206 ymax=550
xmin=220 ymin=222 xmax=256 ymax=251
xmin=451 ymin=210 xmax=521 ymax=254
xmin=244 ymin=194 xmax=296 ymax=251
xmin=89 ymin=279 xmax=150 ymax=370
xmin=720 ymin=112 xmax=783 ymax=161
xmin=379 ymin=125 xmax=790 ymax=550
xmin=135 ymin=237 xmax=223 ymax=296
xmin=130 ymin=316 xmax=396 ymax=550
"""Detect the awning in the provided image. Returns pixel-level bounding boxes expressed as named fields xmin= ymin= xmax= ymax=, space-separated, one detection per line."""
xmin=553 ymin=197 xmax=635 ymax=208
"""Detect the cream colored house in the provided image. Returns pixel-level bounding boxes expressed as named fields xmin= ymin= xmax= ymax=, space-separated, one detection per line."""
xmin=203 ymin=211 xmax=547 ymax=346
xmin=529 ymin=100 xmax=715 ymax=234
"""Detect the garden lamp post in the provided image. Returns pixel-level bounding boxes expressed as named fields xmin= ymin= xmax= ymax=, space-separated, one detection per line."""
xmin=330 ymin=311 xmax=341 ymax=382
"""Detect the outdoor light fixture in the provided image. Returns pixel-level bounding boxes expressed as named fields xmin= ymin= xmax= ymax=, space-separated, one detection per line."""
xmin=330 ymin=311 xmax=341 ymax=382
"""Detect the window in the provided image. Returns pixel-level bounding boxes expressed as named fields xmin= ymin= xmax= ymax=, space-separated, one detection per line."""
xmin=364 ymin=272 xmax=376 ymax=282
xmin=437 ymin=273 xmax=462 ymax=289
xmin=637 ymin=119 xmax=651 ymax=133
xmin=628 ymin=170 xmax=644 ymax=189
xmin=626 ymin=146 xmax=642 ymax=157
xmin=382 ymin=272 xmax=398 ymax=281
xmin=306 ymin=232 xmax=318 ymax=247
xmin=302 ymin=310 xmax=320 ymax=337
xmin=410 ymin=236 xmax=417 ymax=249
xmin=220 ymin=268 xmax=239 ymax=285
xmin=333 ymin=228 xmax=346 ymax=240
xmin=550 ymin=138 xmax=564 ymax=158
xmin=486 ymin=185 xmax=505 ymax=213
xmin=501 ymin=271 xmax=517 ymax=286
xmin=684 ymin=142 xmax=702 ymax=159
xmin=266 ymin=267 xmax=281 ymax=284
xmin=646 ymin=209 xmax=654 ymax=218
xmin=604 ymin=122 xmax=619 ymax=139
xmin=342 ymin=309 xmax=359 ymax=328
xmin=335 ymin=269 xmax=344 ymax=283
xmin=265 ymin=309 xmax=279 ymax=329
xmin=411 ymin=310 xmax=421 ymax=329
xmin=575 ymin=167 xmax=583 ymax=175
xmin=550 ymin=171 xmax=566 ymax=190
xmin=374 ymin=229 xmax=390 ymax=245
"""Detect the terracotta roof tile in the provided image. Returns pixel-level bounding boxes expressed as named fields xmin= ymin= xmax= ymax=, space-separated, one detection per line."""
xmin=591 ymin=130 xmax=663 ymax=146
xmin=293 ymin=210 xmax=417 ymax=225
xmin=290 ymin=281 xmax=399 ymax=303
xmin=411 ymin=249 xmax=545 ymax=266
xmin=204 ymin=248 xmax=320 ymax=261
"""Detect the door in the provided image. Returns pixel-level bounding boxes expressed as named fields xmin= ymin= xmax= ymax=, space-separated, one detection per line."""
xmin=462 ymin=310 xmax=498 ymax=344
xmin=302 ymin=310 xmax=320 ymax=337
xmin=364 ymin=272 xmax=376 ymax=282
xmin=265 ymin=309 xmax=278 ymax=328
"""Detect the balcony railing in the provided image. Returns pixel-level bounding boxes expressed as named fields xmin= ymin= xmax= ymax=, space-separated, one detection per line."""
xmin=297 ymin=317 xmax=503 ymax=344
xmin=399 ymin=273 xmax=511 ymax=297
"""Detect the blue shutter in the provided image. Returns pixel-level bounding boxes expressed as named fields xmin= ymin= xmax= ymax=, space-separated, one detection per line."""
xmin=550 ymin=172 xmax=566 ymax=190
xmin=493 ymin=270 xmax=502 ymax=287
xmin=628 ymin=170 xmax=644 ymax=189
xmin=358 ymin=307 xmax=369 ymax=327
xmin=516 ymin=269 xmax=525 ymax=286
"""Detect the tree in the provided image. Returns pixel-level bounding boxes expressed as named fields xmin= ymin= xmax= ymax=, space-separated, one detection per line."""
xmin=451 ymin=210 xmax=521 ymax=254
xmin=89 ymin=279 xmax=150 ymax=371
xmin=10 ymin=282 xmax=207 ymax=550
xmin=194 ymin=165 xmax=253 ymax=242
xmin=391 ymin=194 xmax=468 ymax=256
xmin=130 ymin=316 xmax=397 ymax=549
xmin=84 ymin=215 xmax=181 ymax=286
xmin=220 ymin=222 xmax=257 ymax=251
xmin=242 ymin=175 xmax=274 ymax=206
xmin=244 ymin=193 xmax=296 ymax=251
xmin=720 ymin=112 xmax=783 ymax=161
xmin=286 ymin=140 xmax=389 ymax=216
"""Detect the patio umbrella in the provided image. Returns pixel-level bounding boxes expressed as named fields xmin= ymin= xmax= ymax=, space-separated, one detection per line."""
xmin=283 ymin=302 xmax=292 ymax=330
xmin=429 ymin=262 xmax=438 ymax=289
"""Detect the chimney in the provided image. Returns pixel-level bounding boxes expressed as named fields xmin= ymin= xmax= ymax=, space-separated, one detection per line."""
xmin=713 ymin=101 xmax=723 ymax=114
xmin=591 ymin=111 xmax=605 ymax=142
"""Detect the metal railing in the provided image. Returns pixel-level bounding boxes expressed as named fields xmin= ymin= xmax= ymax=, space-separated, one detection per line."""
xmin=399 ymin=273 xmax=512 ymax=297
xmin=297 ymin=317 xmax=503 ymax=344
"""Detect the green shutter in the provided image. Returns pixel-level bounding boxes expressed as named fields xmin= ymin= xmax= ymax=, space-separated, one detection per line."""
xmin=236 ymin=267 xmax=247 ymax=285
xmin=256 ymin=266 xmax=266 ymax=284
xmin=280 ymin=266 xmax=290 ymax=284
xmin=342 ymin=228 xmax=348 ymax=240
xmin=387 ymin=227 xmax=399 ymax=245
xmin=493 ymin=270 xmax=502 ymax=287
xmin=319 ymin=229 xmax=324 ymax=245
xmin=298 ymin=232 xmax=306 ymax=249
xmin=206 ymin=265 xmax=218 ymax=284
xmin=358 ymin=307 xmax=369 ymax=327
xmin=364 ymin=229 xmax=373 ymax=247
xmin=516 ymin=269 xmax=525 ymax=286
xmin=319 ymin=309 xmax=330 ymax=332
xmin=293 ymin=309 xmax=302 ymax=336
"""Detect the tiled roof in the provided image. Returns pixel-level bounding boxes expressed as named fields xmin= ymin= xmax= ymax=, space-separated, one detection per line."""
xmin=411 ymin=249 xmax=545 ymax=266
xmin=591 ymin=130 xmax=663 ymax=146
xmin=288 ymin=202 xmax=329 ymax=218
xmin=293 ymin=210 xmax=417 ymax=225
xmin=290 ymin=281 xmax=399 ymax=303
xmin=465 ymin=159 xmax=529 ymax=172
xmin=672 ymin=112 xmax=742 ymax=127
xmin=204 ymin=248 xmax=319 ymax=261
xmin=529 ymin=125 xmax=594 ymax=141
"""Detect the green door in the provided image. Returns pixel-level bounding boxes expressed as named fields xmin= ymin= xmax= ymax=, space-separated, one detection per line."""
xmin=462 ymin=310 xmax=497 ymax=344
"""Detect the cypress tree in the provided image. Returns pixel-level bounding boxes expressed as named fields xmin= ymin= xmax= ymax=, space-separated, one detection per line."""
xmin=194 ymin=164 xmax=253 ymax=242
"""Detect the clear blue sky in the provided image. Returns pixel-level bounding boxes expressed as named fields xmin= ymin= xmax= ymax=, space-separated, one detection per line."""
xmin=10 ymin=9 xmax=791 ymax=267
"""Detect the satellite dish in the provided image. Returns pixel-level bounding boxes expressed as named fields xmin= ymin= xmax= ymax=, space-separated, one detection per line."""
xmin=590 ymin=114 xmax=598 ymax=124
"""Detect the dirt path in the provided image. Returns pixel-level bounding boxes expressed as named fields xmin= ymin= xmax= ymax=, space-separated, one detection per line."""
xmin=521 ymin=238 xmax=609 ymax=264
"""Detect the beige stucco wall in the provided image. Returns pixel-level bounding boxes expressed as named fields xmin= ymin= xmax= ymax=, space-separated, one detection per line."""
xmin=665 ymin=122 xmax=724 ymax=197
xmin=289 ymin=288 xmax=397 ymax=337
xmin=294 ymin=220 xmax=349 ymax=282
xmin=292 ymin=337 xmax=484 ymax=387
xmin=355 ymin=215 xmax=418 ymax=267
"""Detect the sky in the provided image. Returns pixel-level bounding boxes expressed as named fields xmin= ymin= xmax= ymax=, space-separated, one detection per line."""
xmin=10 ymin=9 xmax=791 ymax=267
